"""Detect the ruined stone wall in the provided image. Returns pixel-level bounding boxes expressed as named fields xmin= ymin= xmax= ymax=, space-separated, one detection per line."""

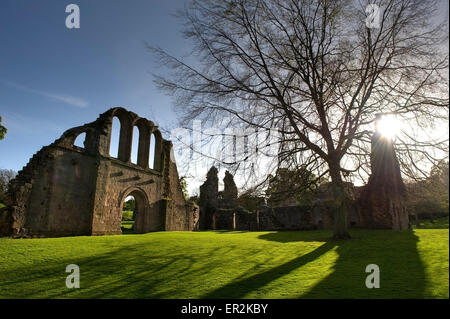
xmin=197 ymin=167 xmax=359 ymax=231
xmin=0 ymin=107 xmax=197 ymax=238
xmin=358 ymin=129 xmax=409 ymax=230
xmin=164 ymin=145 xmax=198 ymax=231
xmin=0 ymin=145 xmax=98 ymax=237
xmin=90 ymin=159 xmax=164 ymax=235
xmin=30 ymin=148 xmax=97 ymax=236
xmin=204 ymin=206 xmax=316 ymax=231
xmin=258 ymin=206 xmax=315 ymax=230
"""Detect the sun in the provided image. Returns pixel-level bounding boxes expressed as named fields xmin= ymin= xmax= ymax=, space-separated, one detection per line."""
xmin=375 ymin=115 xmax=401 ymax=138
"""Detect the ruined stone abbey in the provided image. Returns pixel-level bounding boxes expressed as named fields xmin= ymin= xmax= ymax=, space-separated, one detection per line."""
xmin=0 ymin=108 xmax=197 ymax=237
xmin=0 ymin=108 xmax=408 ymax=238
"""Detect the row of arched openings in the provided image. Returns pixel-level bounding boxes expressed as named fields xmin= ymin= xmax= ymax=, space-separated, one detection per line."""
xmin=109 ymin=116 xmax=157 ymax=169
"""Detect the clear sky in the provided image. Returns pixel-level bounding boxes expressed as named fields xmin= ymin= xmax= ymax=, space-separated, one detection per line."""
xmin=0 ymin=0 xmax=189 ymax=172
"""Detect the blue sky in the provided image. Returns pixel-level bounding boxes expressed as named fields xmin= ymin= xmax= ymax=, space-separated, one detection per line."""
xmin=0 ymin=0 xmax=189 ymax=172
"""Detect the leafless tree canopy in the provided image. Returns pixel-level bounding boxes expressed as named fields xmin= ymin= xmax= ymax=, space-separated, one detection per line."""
xmin=0 ymin=169 xmax=16 ymax=202
xmin=151 ymin=0 xmax=449 ymax=237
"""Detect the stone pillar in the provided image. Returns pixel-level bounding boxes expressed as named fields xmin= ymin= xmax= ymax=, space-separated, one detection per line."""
xmin=152 ymin=130 xmax=163 ymax=171
xmin=199 ymin=166 xmax=219 ymax=230
xmin=118 ymin=115 xmax=132 ymax=163
xmin=223 ymin=170 xmax=238 ymax=207
xmin=137 ymin=124 xmax=150 ymax=169
xmin=359 ymin=115 xmax=409 ymax=229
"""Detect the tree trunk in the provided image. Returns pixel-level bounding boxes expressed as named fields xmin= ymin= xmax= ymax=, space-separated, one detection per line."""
xmin=329 ymin=162 xmax=351 ymax=240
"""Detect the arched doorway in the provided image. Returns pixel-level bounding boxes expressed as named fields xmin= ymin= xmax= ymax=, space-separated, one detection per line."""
xmin=121 ymin=195 xmax=137 ymax=234
xmin=120 ymin=189 xmax=148 ymax=234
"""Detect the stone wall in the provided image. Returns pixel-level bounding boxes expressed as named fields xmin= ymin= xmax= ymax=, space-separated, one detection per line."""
xmin=0 ymin=107 xmax=197 ymax=238
xmin=358 ymin=123 xmax=409 ymax=230
xmin=197 ymin=166 xmax=378 ymax=231
xmin=204 ymin=206 xmax=318 ymax=231
xmin=258 ymin=206 xmax=314 ymax=230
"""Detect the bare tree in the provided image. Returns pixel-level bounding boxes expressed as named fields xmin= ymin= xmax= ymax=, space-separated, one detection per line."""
xmin=0 ymin=169 xmax=16 ymax=202
xmin=152 ymin=0 xmax=449 ymax=239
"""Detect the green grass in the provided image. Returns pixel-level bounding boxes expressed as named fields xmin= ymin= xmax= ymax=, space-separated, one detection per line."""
xmin=412 ymin=216 xmax=449 ymax=229
xmin=122 ymin=210 xmax=134 ymax=221
xmin=0 ymin=229 xmax=448 ymax=299
xmin=121 ymin=220 xmax=135 ymax=234
xmin=0 ymin=203 xmax=4 ymax=208
xmin=121 ymin=221 xmax=135 ymax=230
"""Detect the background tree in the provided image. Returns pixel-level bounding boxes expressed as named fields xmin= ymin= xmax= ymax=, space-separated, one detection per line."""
xmin=180 ymin=176 xmax=190 ymax=201
xmin=152 ymin=0 xmax=449 ymax=238
xmin=0 ymin=116 xmax=6 ymax=140
xmin=407 ymin=161 xmax=449 ymax=222
xmin=266 ymin=166 xmax=323 ymax=206
xmin=0 ymin=169 xmax=16 ymax=203
xmin=123 ymin=198 xmax=136 ymax=211
xmin=237 ymin=192 xmax=266 ymax=212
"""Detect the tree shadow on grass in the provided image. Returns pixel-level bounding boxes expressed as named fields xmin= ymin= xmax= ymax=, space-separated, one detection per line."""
xmin=0 ymin=230 xmax=428 ymax=299
xmin=202 ymin=238 xmax=337 ymax=298
xmin=301 ymin=230 xmax=427 ymax=298
xmin=202 ymin=230 xmax=427 ymax=298
xmin=0 ymin=240 xmax=266 ymax=299
xmin=0 ymin=244 xmax=191 ymax=298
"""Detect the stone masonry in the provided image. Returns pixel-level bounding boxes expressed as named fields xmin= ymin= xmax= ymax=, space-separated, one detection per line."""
xmin=0 ymin=107 xmax=198 ymax=238
xmin=358 ymin=115 xmax=409 ymax=229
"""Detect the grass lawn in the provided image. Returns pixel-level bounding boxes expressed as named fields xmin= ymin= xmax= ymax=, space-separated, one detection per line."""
xmin=122 ymin=210 xmax=134 ymax=221
xmin=0 ymin=228 xmax=448 ymax=299
xmin=121 ymin=221 xmax=135 ymax=234
xmin=412 ymin=216 xmax=449 ymax=229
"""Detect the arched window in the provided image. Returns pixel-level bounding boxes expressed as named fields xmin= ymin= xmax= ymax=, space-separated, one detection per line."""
xmin=74 ymin=132 xmax=86 ymax=149
xmin=131 ymin=126 xmax=139 ymax=164
xmin=110 ymin=116 xmax=121 ymax=158
xmin=149 ymin=133 xmax=156 ymax=169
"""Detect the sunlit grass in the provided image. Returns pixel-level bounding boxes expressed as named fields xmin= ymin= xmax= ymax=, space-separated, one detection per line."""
xmin=121 ymin=210 xmax=133 ymax=221
xmin=0 ymin=229 xmax=447 ymax=299
xmin=412 ymin=216 xmax=449 ymax=229
xmin=121 ymin=221 xmax=134 ymax=230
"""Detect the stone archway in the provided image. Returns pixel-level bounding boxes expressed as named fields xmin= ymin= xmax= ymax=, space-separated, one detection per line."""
xmin=119 ymin=187 xmax=162 ymax=234
xmin=0 ymin=107 xmax=198 ymax=238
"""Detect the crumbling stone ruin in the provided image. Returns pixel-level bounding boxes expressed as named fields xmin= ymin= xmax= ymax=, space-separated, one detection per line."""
xmin=0 ymin=107 xmax=198 ymax=238
xmin=198 ymin=116 xmax=409 ymax=231
xmin=198 ymin=166 xmax=219 ymax=229
xmin=197 ymin=167 xmax=313 ymax=231
xmin=198 ymin=167 xmax=247 ymax=230
xmin=198 ymin=168 xmax=345 ymax=231
xmin=358 ymin=115 xmax=409 ymax=229
xmin=222 ymin=171 xmax=238 ymax=207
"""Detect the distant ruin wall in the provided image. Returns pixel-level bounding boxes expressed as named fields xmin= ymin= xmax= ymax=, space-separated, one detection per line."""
xmin=204 ymin=206 xmax=320 ymax=231
xmin=198 ymin=116 xmax=409 ymax=232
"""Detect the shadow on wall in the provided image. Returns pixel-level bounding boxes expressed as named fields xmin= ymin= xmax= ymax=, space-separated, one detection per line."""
xmin=203 ymin=230 xmax=426 ymax=298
